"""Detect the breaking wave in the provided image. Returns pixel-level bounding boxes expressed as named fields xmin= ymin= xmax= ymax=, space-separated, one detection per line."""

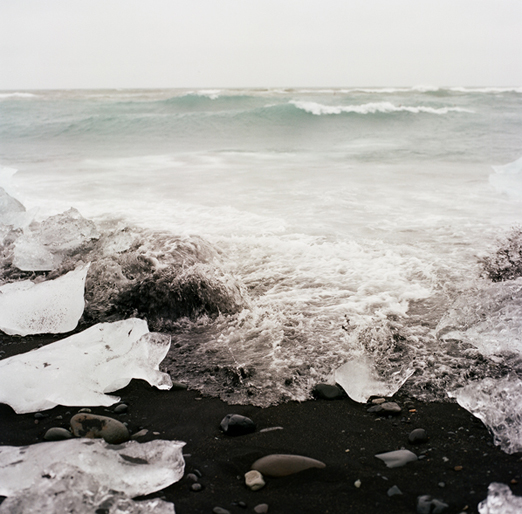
xmin=289 ymin=100 xmax=474 ymax=116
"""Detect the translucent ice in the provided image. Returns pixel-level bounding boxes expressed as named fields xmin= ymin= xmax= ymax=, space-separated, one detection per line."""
xmin=335 ymin=356 xmax=414 ymax=403
xmin=0 ymin=186 xmax=30 ymax=229
xmin=0 ymin=318 xmax=172 ymax=413
xmin=13 ymin=207 xmax=100 ymax=271
xmin=478 ymin=483 xmax=522 ymax=514
xmin=0 ymin=264 xmax=89 ymax=336
xmin=0 ymin=438 xmax=185 ymax=500
xmin=448 ymin=376 xmax=522 ymax=454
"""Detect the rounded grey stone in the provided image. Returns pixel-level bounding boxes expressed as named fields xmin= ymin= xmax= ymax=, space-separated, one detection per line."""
xmin=113 ymin=404 xmax=128 ymax=414
xmin=409 ymin=428 xmax=429 ymax=444
xmin=70 ymin=413 xmax=129 ymax=444
xmin=44 ymin=427 xmax=73 ymax=441
xmin=220 ymin=414 xmax=256 ymax=436
xmin=254 ymin=504 xmax=269 ymax=514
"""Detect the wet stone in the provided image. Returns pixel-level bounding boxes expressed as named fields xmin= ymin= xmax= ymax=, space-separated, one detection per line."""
xmin=70 ymin=413 xmax=129 ymax=444
xmin=312 ymin=383 xmax=344 ymax=400
xmin=252 ymin=454 xmax=326 ymax=477
xmin=387 ymin=485 xmax=403 ymax=497
xmin=245 ymin=470 xmax=265 ymax=491
xmin=113 ymin=403 xmax=128 ymax=414
xmin=43 ymin=427 xmax=73 ymax=441
xmin=368 ymin=402 xmax=402 ymax=415
xmin=220 ymin=414 xmax=256 ymax=436
xmin=213 ymin=508 xmax=230 ymax=514
xmin=409 ymin=428 xmax=429 ymax=444
xmin=191 ymin=483 xmax=203 ymax=492
xmin=186 ymin=473 xmax=198 ymax=482
xmin=171 ymin=381 xmax=188 ymax=390
xmin=254 ymin=504 xmax=269 ymax=514
xmin=131 ymin=428 xmax=148 ymax=440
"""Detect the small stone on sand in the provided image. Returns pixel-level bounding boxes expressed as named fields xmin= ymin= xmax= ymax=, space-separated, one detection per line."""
xmin=251 ymin=454 xmax=326 ymax=477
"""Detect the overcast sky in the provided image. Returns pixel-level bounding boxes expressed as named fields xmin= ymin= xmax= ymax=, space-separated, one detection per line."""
xmin=1 ymin=0 xmax=521 ymax=90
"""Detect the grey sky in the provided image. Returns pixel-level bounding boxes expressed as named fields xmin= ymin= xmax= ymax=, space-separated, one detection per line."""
xmin=1 ymin=0 xmax=521 ymax=89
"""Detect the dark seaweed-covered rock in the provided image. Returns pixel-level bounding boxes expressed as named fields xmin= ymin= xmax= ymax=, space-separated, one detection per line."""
xmin=481 ymin=226 xmax=522 ymax=281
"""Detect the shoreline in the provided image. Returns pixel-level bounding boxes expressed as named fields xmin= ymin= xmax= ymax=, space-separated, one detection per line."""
xmin=1 ymin=334 xmax=521 ymax=513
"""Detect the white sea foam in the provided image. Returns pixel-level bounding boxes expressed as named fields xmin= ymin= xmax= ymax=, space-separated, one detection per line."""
xmin=290 ymin=100 xmax=474 ymax=115
xmin=0 ymin=92 xmax=37 ymax=99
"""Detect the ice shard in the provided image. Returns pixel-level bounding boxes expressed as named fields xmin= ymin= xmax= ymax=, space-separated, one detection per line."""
xmin=0 ymin=438 xmax=185 ymax=500
xmin=0 ymin=264 xmax=89 ymax=336
xmin=448 ymin=376 xmax=522 ymax=454
xmin=13 ymin=207 xmax=100 ymax=271
xmin=478 ymin=483 xmax=522 ymax=514
xmin=0 ymin=318 xmax=172 ymax=414
xmin=334 ymin=356 xmax=414 ymax=403
xmin=0 ymin=186 xmax=30 ymax=229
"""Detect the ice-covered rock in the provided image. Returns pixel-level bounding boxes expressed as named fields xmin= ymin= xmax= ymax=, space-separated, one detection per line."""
xmin=334 ymin=356 xmax=414 ymax=403
xmin=0 ymin=264 xmax=89 ymax=336
xmin=0 ymin=318 xmax=172 ymax=414
xmin=478 ymin=482 xmax=522 ymax=514
xmin=448 ymin=376 xmax=522 ymax=454
xmin=0 ymin=438 xmax=185 ymax=500
xmin=13 ymin=207 xmax=100 ymax=271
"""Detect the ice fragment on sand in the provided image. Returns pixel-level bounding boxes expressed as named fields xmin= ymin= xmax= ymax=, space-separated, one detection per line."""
xmin=0 ymin=264 xmax=89 ymax=336
xmin=448 ymin=376 xmax=522 ymax=454
xmin=478 ymin=482 xmax=522 ymax=514
xmin=335 ymin=356 xmax=413 ymax=403
xmin=375 ymin=449 xmax=417 ymax=468
xmin=0 ymin=318 xmax=172 ymax=414
xmin=0 ymin=438 xmax=185 ymax=499
xmin=13 ymin=207 xmax=100 ymax=271
xmin=0 ymin=465 xmax=176 ymax=514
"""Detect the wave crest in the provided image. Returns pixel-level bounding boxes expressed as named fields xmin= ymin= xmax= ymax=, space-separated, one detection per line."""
xmin=290 ymin=100 xmax=474 ymax=116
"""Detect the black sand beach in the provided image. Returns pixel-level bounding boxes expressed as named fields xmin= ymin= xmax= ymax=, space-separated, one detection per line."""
xmin=1 ymin=332 xmax=521 ymax=514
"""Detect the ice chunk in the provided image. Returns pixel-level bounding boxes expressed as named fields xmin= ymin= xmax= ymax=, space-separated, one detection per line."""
xmin=0 ymin=264 xmax=89 ymax=336
xmin=0 ymin=318 xmax=172 ymax=413
xmin=0 ymin=438 xmax=185 ymax=499
xmin=13 ymin=207 xmax=100 ymax=271
xmin=0 ymin=186 xmax=30 ymax=229
xmin=478 ymin=482 xmax=522 ymax=514
xmin=0 ymin=466 xmax=176 ymax=514
xmin=448 ymin=376 xmax=522 ymax=454
xmin=375 ymin=449 xmax=418 ymax=468
xmin=335 ymin=356 xmax=414 ymax=403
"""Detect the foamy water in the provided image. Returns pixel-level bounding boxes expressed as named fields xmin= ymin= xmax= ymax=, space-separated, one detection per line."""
xmin=1 ymin=89 xmax=521 ymax=435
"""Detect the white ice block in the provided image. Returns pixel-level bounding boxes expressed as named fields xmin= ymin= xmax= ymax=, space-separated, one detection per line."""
xmin=448 ymin=376 xmax=522 ymax=454
xmin=0 ymin=438 xmax=185 ymax=501
xmin=0 ymin=318 xmax=172 ymax=414
xmin=478 ymin=482 xmax=522 ymax=514
xmin=0 ymin=264 xmax=89 ymax=336
xmin=335 ymin=356 xmax=414 ymax=403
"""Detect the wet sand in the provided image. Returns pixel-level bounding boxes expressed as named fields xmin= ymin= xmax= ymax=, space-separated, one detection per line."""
xmin=1 ymin=333 xmax=521 ymax=513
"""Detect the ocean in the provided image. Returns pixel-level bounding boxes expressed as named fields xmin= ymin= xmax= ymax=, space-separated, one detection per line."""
xmin=1 ymin=87 xmax=521 ymax=448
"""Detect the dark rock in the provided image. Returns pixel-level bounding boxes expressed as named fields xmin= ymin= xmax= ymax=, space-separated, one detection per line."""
xmin=186 ymin=473 xmax=198 ymax=482
xmin=70 ymin=413 xmax=129 ymax=444
xmin=34 ymin=412 xmax=48 ymax=419
xmin=387 ymin=485 xmax=403 ymax=497
xmin=409 ymin=428 xmax=429 ymax=444
xmin=312 ymin=383 xmax=344 ymax=400
xmin=43 ymin=427 xmax=73 ymax=441
xmin=191 ymin=483 xmax=203 ymax=492
xmin=113 ymin=403 xmax=128 ymax=414
xmin=232 ymin=501 xmax=247 ymax=509
xmin=171 ymin=381 xmax=188 ymax=390
xmin=254 ymin=504 xmax=269 ymax=514
xmin=220 ymin=414 xmax=256 ymax=436
xmin=368 ymin=402 xmax=402 ymax=415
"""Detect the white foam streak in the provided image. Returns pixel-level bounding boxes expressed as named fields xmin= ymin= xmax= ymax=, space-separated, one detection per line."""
xmin=290 ymin=100 xmax=473 ymax=115
xmin=0 ymin=92 xmax=37 ymax=99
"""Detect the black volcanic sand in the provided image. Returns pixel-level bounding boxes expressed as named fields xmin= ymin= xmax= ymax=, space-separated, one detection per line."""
xmin=1 ymin=333 xmax=521 ymax=514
